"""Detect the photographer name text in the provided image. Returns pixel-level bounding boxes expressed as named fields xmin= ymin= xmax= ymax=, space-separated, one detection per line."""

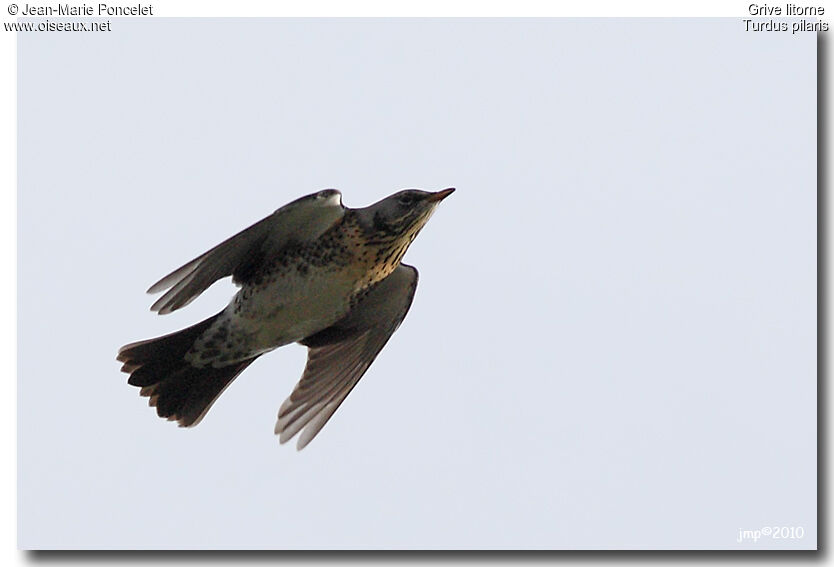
xmin=19 ymin=3 xmax=152 ymax=16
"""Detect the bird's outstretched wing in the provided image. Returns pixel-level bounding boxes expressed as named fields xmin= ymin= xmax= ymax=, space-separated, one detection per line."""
xmin=146 ymin=190 xmax=344 ymax=314
xmin=275 ymin=264 xmax=419 ymax=450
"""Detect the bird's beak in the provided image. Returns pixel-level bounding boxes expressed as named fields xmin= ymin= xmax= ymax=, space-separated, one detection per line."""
xmin=426 ymin=187 xmax=455 ymax=203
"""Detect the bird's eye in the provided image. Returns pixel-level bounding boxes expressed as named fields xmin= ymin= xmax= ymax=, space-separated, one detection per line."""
xmin=398 ymin=194 xmax=415 ymax=206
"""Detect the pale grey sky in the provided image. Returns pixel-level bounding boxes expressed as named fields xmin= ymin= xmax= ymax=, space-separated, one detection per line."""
xmin=18 ymin=19 xmax=816 ymax=549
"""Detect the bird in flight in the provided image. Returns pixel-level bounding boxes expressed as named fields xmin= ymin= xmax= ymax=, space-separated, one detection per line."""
xmin=118 ymin=187 xmax=454 ymax=449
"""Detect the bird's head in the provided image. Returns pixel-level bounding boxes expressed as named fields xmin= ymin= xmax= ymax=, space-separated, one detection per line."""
xmin=358 ymin=188 xmax=455 ymax=247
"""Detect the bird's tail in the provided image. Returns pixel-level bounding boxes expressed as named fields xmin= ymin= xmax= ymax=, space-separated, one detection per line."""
xmin=117 ymin=313 xmax=258 ymax=427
